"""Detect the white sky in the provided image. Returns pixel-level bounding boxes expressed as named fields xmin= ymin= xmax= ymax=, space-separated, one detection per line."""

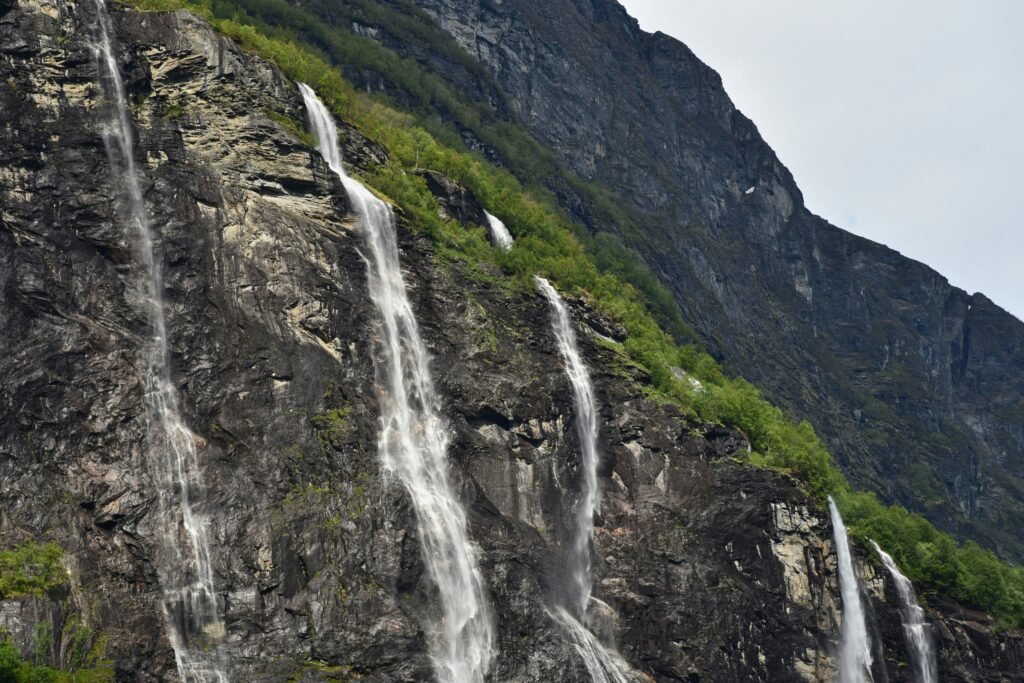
xmin=618 ymin=0 xmax=1024 ymax=321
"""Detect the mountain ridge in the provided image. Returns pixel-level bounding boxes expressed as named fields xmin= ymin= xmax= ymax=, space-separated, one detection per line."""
xmin=1 ymin=0 xmax=1023 ymax=679
xmin=307 ymin=0 xmax=1024 ymax=561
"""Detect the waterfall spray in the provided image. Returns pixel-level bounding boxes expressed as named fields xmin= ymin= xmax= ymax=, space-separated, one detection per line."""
xmin=872 ymin=542 xmax=937 ymax=683
xmin=483 ymin=211 xmax=514 ymax=250
xmin=829 ymin=496 xmax=873 ymax=683
xmin=91 ymin=1 xmax=226 ymax=680
xmin=536 ymin=277 xmax=600 ymax=617
xmin=537 ymin=276 xmax=633 ymax=683
xmin=300 ymin=84 xmax=494 ymax=683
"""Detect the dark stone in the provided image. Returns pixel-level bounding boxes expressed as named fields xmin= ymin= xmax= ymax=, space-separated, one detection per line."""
xmin=414 ymin=169 xmax=489 ymax=226
xmin=370 ymin=0 xmax=1024 ymax=563
xmin=0 ymin=1 xmax=1019 ymax=681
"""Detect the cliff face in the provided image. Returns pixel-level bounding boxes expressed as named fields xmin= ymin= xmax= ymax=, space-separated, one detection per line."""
xmin=0 ymin=0 xmax=1021 ymax=681
xmin=378 ymin=0 xmax=1024 ymax=562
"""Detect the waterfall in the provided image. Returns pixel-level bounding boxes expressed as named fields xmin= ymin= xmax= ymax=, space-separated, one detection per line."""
xmin=299 ymin=84 xmax=494 ymax=683
xmin=550 ymin=606 xmax=632 ymax=683
xmin=872 ymin=542 xmax=937 ymax=683
xmin=536 ymin=277 xmax=600 ymax=616
xmin=483 ymin=210 xmax=514 ymax=250
xmin=536 ymin=276 xmax=633 ymax=683
xmin=828 ymin=497 xmax=873 ymax=683
xmin=90 ymin=2 xmax=227 ymax=681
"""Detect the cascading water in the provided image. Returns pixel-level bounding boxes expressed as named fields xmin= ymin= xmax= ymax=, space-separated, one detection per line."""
xmin=872 ymin=542 xmax=937 ymax=683
xmin=90 ymin=1 xmax=227 ymax=681
xmin=536 ymin=276 xmax=633 ymax=683
xmin=551 ymin=607 xmax=632 ymax=683
xmin=536 ymin=277 xmax=600 ymax=616
xmin=829 ymin=496 xmax=873 ymax=683
xmin=483 ymin=211 xmax=514 ymax=250
xmin=299 ymin=84 xmax=494 ymax=683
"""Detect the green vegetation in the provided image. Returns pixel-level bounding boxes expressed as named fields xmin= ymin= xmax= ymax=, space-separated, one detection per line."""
xmin=311 ymin=406 xmax=353 ymax=450
xmin=0 ymin=542 xmax=65 ymax=600
xmin=263 ymin=108 xmax=318 ymax=147
xmin=0 ymin=544 xmax=113 ymax=680
xmin=0 ymin=622 xmax=114 ymax=683
xmin=842 ymin=491 xmax=1024 ymax=627
xmin=0 ymin=637 xmax=114 ymax=683
xmin=287 ymin=659 xmax=361 ymax=682
xmin=122 ymin=0 xmax=1024 ymax=628
xmin=282 ymin=482 xmax=332 ymax=513
xmin=130 ymin=0 xmax=695 ymax=343
xmin=281 ymin=478 xmax=366 ymax=523
xmin=158 ymin=100 xmax=186 ymax=120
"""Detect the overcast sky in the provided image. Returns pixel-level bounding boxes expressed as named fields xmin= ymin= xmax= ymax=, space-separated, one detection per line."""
xmin=618 ymin=0 xmax=1024 ymax=321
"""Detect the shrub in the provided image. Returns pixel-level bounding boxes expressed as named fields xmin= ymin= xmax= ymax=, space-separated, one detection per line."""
xmin=123 ymin=0 xmax=1024 ymax=627
xmin=0 ymin=542 xmax=65 ymax=599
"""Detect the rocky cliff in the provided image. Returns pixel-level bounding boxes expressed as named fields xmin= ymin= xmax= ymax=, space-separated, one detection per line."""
xmin=0 ymin=0 xmax=1021 ymax=681
xmin=337 ymin=0 xmax=1024 ymax=563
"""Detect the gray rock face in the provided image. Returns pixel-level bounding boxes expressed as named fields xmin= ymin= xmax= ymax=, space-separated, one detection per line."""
xmin=0 ymin=0 xmax=1020 ymax=681
xmin=388 ymin=0 xmax=1024 ymax=562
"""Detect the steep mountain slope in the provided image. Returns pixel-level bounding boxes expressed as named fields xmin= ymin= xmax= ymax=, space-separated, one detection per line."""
xmin=1 ymin=0 xmax=1022 ymax=681
xmin=277 ymin=0 xmax=1024 ymax=562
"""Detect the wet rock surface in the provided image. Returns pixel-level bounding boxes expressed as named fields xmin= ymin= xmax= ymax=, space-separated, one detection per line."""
xmin=0 ymin=1 xmax=1021 ymax=681
xmin=373 ymin=0 xmax=1024 ymax=563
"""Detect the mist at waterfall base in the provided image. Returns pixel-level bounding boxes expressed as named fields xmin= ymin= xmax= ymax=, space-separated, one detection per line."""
xmin=91 ymin=1 xmax=227 ymax=680
xmin=828 ymin=497 xmax=873 ymax=683
xmin=300 ymin=84 xmax=494 ymax=683
xmin=873 ymin=542 xmax=937 ymax=683
xmin=537 ymin=276 xmax=634 ymax=683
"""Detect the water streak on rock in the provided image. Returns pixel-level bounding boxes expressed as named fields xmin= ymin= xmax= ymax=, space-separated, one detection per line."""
xmin=872 ymin=542 xmax=937 ymax=683
xmin=829 ymin=496 xmax=872 ymax=683
xmin=91 ymin=1 xmax=227 ymax=680
xmin=483 ymin=210 xmax=513 ymax=250
xmin=537 ymin=276 xmax=634 ymax=683
xmin=300 ymin=83 xmax=494 ymax=683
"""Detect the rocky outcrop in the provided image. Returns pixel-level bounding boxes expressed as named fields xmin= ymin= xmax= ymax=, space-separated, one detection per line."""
xmin=372 ymin=0 xmax=1024 ymax=563
xmin=414 ymin=169 xmax=488 ymax=226
xmin=868 ymin=566 xmax=1024 ymax=682
xmin=0 ymin=0 xmax=1020 ymax=680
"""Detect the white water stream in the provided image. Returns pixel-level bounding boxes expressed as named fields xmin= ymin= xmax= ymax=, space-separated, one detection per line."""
xmin=550 ymin=606 xmax=632 ymax=683
xmin=829 ymin=497 xmax=873 ymax=683
xmin=483 ymin=210 xmax=514 ymax=250
xmin=91 ymin=1 xmax=227 ymax=680
xmin=537 ymin=277 xmax=633 ymax=683
xmin=84 ymin=6 xmax=944 ymax=683
xmin=536 ymin=277 xmax=600 ymax=617
xmin=872 ymin=542 xmax=937 ymax=683
xmin=300 ymin=84 xmax=494 ymax=683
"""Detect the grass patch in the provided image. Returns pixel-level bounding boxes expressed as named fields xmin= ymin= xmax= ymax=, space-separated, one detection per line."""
xmin=120 ymin=0 xmax=1024 ymax=628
